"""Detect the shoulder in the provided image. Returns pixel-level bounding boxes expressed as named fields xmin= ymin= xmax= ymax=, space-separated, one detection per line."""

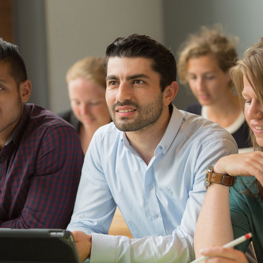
xmin=57 ymin=109 xmax=72 ymax=121
xmin=24 ymin=104 xmax=79 ymax=139
xmin=185 ymin=103 xmax=201 ymax=115
xmin=93 ymin=122 xmax=120 ymax=141
xmin=180 ymin=109 xmax=236 ymax=146
xmin=85 ymin=122 xmax=121 ymax=163
xmin=57 ymin=109 xmax=79 ymax=130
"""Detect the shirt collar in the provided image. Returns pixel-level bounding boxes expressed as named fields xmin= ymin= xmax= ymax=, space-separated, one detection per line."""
xmin=121 ymin=104 xmax=184 ymax=156
xmin=155 ymin=104 xmax=183 ymax=155
xmin=5 ymin=126 xmax=17 ymax=146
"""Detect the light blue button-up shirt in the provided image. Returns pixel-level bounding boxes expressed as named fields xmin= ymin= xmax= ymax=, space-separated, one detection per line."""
xmin=67 ymin=105 xmax=237 ymax=263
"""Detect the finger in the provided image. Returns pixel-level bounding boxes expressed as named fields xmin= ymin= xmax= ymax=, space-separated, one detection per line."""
xmin=71 ymin=231 xmax=79 ymax=241
xmin=216 ymin=152 xmax=263 ymax=183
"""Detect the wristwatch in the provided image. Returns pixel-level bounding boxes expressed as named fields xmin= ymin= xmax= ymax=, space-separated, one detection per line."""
xmin=204 ymin=166 xmax=235 ymax=189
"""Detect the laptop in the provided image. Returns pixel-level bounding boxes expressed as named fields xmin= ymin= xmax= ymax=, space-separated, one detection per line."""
xmin=0 ymin=229 xmax=81 ymax=263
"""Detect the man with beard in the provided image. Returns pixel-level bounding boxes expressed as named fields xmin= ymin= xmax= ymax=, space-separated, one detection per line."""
xmin=67 ymin=34 xmax=237 ymax=263
xmin=0 ymin=38 xmax=84 ymax=228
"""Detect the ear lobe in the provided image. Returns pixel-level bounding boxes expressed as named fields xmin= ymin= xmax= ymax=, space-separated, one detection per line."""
xmin=163 ymin=81 xmax=178 ymax=106
xmin=19 ymin=80 xmax=32 ymax=103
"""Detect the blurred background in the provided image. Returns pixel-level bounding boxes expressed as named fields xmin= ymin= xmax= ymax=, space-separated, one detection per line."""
xmin=1 ymin=0 xmax=263 ymax=113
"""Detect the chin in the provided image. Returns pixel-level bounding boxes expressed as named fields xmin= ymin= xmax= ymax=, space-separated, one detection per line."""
xmin=199 ymin=100 xmax=213 ymax=106
xmin=256 ymin=138 xmax=263 ymax=148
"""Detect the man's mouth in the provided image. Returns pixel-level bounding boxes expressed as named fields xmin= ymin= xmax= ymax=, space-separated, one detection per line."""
xmin=117 ymin=109 xmax=136 ymax=113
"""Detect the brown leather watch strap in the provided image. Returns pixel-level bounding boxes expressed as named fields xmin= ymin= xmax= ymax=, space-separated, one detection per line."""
xmin=206 ymin=171 xmax=235 ymax=186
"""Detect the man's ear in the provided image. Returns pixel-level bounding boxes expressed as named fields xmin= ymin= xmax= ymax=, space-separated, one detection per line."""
xmin=19 ymin=80 xmax=32 ymax=103
xmin=163 ymin=81 xmax=178 ymax=106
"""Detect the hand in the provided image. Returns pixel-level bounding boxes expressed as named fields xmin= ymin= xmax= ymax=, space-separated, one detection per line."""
xmin=214 ymin=151 xmax=263 ymax=185
xmin=71 ymin=231 xmax=92 ymax=262
xmin=199 ymin=246 xmax=248 ymax=263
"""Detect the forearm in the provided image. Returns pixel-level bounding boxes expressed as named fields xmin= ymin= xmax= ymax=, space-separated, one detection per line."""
xmin=0 ymin=218 xmax=27 ymax=228
xmin=194 ymin=183 xmax=233 ymax=258
xmin=0 ymin=201 xmax=73 ymax=229
xmin=90 ymin=230 xmax=194 ymax=263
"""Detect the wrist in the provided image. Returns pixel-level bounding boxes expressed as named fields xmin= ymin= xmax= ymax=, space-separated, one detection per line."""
xmin=214 ymin=157 xmax=227 ymax=174
xmin=205 ymin=166 xmax=235 ymax=189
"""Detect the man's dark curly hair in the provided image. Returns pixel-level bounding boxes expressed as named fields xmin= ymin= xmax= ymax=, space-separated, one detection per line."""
xmin=0 ymin=38 xmax=27 ymax=86
xmin=104 ymin=34 xmax=177 ymax=92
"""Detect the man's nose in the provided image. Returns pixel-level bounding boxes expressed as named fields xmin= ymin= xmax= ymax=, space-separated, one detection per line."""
xmin=116 ymin=82 xmax=132 ymax=102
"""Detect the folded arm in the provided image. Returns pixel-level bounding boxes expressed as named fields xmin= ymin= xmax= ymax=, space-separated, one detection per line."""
xmin=194 ymin=151 xmax=263 ymax=261
xmin=0 ymin=126 xmax=83 ymax=228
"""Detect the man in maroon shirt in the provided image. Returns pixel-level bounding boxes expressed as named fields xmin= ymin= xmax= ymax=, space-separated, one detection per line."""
xmin=0 ymin=38 xmax=84 ymax=228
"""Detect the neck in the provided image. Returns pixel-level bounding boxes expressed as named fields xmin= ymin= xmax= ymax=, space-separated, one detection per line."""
xmin=79 ymin=124 xmax=96 ymax=153
xmin=205 ymin=93 xmax=241 ymax=128
xmin=126 ymin=106 xmax=171 ymax=165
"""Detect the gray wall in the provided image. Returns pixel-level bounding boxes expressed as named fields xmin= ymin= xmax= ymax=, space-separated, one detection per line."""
xmin=12 ymin=0 xmax=263 ymax=112
xmin=13 ymin=0 xmax=49 ymax=109
xmin=13 ymin=0 xmax=164 ymax=113
xmin=45 ymin=0 xmax=164 ymax=113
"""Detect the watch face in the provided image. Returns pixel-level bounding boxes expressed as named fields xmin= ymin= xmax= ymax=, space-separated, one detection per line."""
xmin=204 ymin=172 xmax=210 ymax=189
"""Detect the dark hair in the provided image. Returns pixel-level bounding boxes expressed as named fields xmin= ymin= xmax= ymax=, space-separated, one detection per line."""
xmin=0 ymin=38 xmax=27 ymax=86
xmin=104 ymin=34 xmax=177 ymax=92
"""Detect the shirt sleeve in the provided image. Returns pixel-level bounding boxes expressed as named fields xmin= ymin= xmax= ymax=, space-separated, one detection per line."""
xmin=68 ymin=134 xmax=237 ymax=263
xmin=0 ymin=125 xmax=84 ymax=229
xmin=229 ymin=180 xmax=252 ymax=253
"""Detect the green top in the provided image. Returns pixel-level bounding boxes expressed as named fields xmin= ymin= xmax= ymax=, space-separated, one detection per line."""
xmin=230 ymin=176 xmax=263 ymax=261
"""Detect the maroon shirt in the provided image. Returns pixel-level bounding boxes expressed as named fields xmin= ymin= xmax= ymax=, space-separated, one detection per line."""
xmin=0 ymin=104 xmax=84 ymax=228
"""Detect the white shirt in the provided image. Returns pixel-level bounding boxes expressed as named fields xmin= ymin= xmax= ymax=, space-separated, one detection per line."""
xmin=67 ymin=105 xmax=237 ymax=263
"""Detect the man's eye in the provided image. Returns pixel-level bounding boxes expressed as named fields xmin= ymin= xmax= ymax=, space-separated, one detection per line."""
xmin=108 ymin=81 xmax=117 ymax=86
xmin=134 ymin=80 xmax=144 ymax=84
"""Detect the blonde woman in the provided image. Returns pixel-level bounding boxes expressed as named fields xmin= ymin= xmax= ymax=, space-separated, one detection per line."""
xmin=194 ymin=38 xmax=263 ymax=263
xmin=178 ymin=26 xmax=252 ymax=153
xmin=59 ymin=57 xmax=131 ymax=238
xmin=59 ymin=57 xmax=111 ymax=153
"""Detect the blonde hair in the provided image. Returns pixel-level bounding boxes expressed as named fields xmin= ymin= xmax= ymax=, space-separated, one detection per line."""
xmin=178 ymin=24 xmax=238 ymax=85
xmin=231 ymin=37 xmax=263 ymax=152
xmin=66 ymin=57 xmax=106 ymax=89
xmin=230 ymin=37 xmax=263 ymax=199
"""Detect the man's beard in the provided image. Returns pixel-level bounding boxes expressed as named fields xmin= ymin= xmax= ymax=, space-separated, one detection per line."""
xmin=110 ymin=92 xmax=164 ymax=132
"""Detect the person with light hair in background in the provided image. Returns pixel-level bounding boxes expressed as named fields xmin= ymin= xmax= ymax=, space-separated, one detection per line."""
xmin=58 ymin=57 xmax=111 ymax=154
xmin=178 ymin=25 xmax=252 ymax=153
xmin=194 ymin=37 xmax=263 ymax=263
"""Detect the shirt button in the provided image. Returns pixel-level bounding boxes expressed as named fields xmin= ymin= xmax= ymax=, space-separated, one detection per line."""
xmin=154 ymin=214 xmax=159 ymax=219
xmin=147 ymin=185 xmax=152 ymax=190
xmin=0 ymin=156 xmax=4 ymax=162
